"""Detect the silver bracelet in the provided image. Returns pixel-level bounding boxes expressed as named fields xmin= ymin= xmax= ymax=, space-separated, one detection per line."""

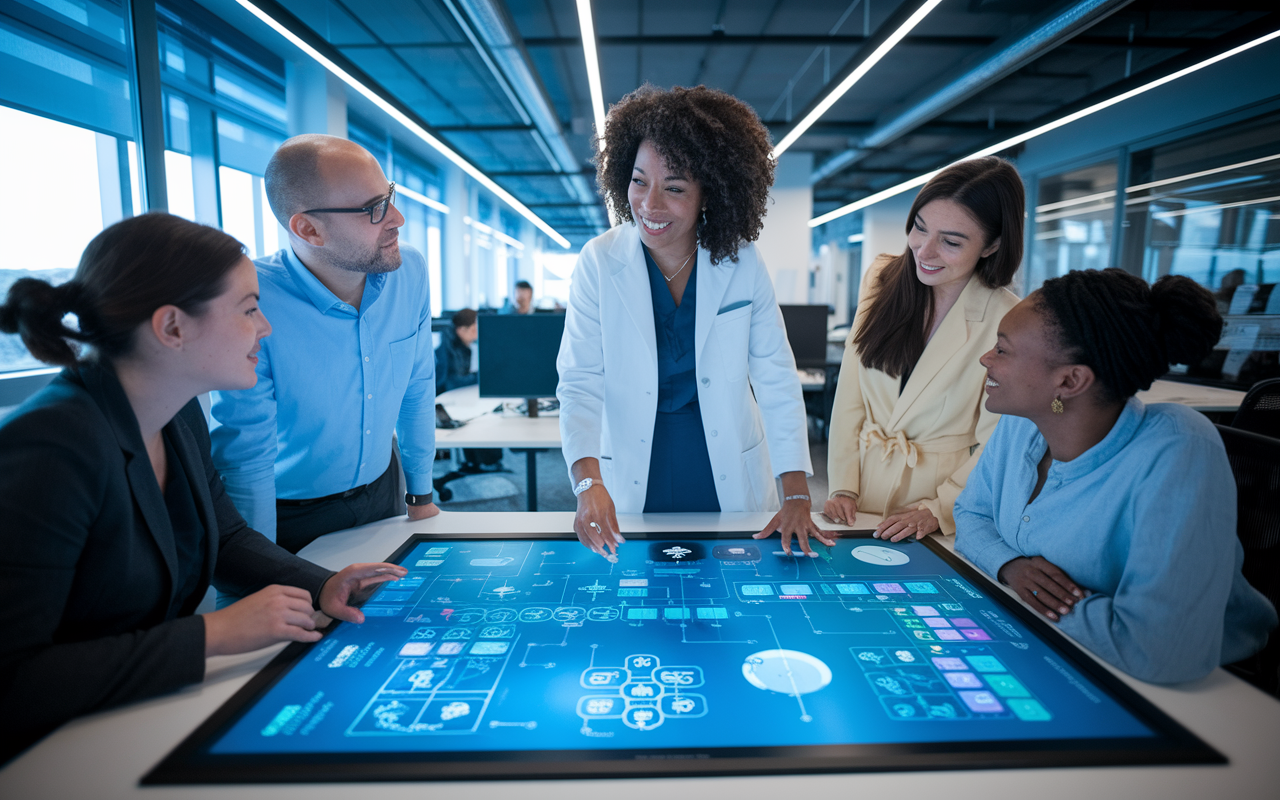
xmin=783 ymin=494 xmax=811 ymax=502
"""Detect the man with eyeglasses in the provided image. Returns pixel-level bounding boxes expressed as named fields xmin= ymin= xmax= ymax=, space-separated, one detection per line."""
xmin=210 ymin=134 xmax=439 ymax=556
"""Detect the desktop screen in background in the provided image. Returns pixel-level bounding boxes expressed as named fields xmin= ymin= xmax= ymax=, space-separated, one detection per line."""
xmin=477 ymin=313 xmax=565 ymax=399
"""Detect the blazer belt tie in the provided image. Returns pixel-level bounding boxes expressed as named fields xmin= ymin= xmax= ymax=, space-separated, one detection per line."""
xmin=859 ymin=421 xmax=976 ymax=513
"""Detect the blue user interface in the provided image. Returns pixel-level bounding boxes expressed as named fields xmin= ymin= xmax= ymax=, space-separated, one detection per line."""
xmin=209 ymin=536 xmax=1154 ymax=755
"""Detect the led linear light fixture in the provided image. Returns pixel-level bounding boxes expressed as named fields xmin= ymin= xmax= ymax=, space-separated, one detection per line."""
xmin=233 ymin=0 xmax=571 ymax=249
xmin=396 ymin=185 xmax=450 ymax=215
xmin=773 ymin=0 xmax=946 ymax=159
xmin=810 ymin=26 xmax=1280 ymax=228
xmin=576 ymin=0 xmax=607 ymax=152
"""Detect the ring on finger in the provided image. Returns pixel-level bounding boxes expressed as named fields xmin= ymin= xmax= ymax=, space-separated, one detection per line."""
xmin=1032 ymin=590 xmax=1038 ymax=596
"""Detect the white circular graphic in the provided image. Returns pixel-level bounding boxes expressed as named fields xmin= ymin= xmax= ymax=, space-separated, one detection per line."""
xmin=851 ymin=545 xmax=910 ymax=566
xmin=742 ymin=650 xmax=832 ymax=695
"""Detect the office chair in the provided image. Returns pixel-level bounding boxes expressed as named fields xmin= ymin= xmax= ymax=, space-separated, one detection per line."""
xmin=1232 ymin=378 xmax=1280 ymax=439
xmin=1217 ymin=424 xmax=1280 ymax=697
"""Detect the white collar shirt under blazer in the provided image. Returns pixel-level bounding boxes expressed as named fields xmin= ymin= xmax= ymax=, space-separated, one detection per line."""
xmin=556 ymin=223 xmax=812 ymax=514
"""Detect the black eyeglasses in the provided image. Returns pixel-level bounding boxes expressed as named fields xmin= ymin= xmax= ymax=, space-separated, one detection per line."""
xmin=303 ymin=182 xmax=397 ymax=224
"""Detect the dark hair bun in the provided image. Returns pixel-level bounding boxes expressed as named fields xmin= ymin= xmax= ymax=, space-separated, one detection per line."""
xmin=1036 ymin=268 xmax=1222 ymax=403
xmin=1150 ymin=274 xmax=1223 ymax=367
xmin=0 ymin=278 xmax=90 ymax=367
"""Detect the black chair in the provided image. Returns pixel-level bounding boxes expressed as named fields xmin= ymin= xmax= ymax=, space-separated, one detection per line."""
xmin=1217 ymin=424 xmax=1280 ymax=696
xmin=1232 ymin=378 xmax=1280 ymax=439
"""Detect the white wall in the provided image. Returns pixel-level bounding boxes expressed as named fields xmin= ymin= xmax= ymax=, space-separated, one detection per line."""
xmin=285 ymin=60 xmax=347 ymax=138
xmin=756 ymin=151 xmax=813 ymax=304
xmin=860 ymin=191 xmax=915 ymax=290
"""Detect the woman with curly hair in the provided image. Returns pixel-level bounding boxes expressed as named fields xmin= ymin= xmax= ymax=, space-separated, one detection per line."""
xmin=557 ymin=84 xmax=830 ymax=559
xmin=956 ymin=269 xmax=1275 ymax=683
xmin=824 ymin=158 xmax=1024 ymax=543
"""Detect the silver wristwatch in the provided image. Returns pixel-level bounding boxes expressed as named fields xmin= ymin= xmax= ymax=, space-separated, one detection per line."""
xmin=573 ymin=477 xmax=597 ymax=496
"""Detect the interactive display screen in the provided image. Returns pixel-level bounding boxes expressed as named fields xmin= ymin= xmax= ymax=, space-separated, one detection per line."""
xmin=145 ymin=533 xmax=1222 ymax=783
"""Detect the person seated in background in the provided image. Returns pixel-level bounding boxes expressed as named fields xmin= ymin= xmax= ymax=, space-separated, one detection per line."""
xmin=435 ymin=308 xmax=479 ymax=395
xmin=955 ymin=267 xmax=1276 ymax=684
xmin=501 ymin=280 xmax=534 ymax=315
xmin=0 ymin=214 xmax=405 ymax=762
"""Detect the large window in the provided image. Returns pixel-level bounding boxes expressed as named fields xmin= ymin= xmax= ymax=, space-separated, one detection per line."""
xmin=1030 ymin=160 xmax=1118 ymax=291
xmin=0 ymin=0 xmax=141 ymax=374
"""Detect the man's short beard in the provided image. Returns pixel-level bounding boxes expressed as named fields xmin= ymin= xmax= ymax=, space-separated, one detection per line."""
xmin=329 ymin=238 xmax=402 ymax=274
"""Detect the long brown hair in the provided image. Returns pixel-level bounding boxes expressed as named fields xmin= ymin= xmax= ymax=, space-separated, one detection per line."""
xmin=853 ymin=157 xmax=1024 ymax=377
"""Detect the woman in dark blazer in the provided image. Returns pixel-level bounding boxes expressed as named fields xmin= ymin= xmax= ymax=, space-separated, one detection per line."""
xmin=0 ymin=214 xmax=405 ymax=762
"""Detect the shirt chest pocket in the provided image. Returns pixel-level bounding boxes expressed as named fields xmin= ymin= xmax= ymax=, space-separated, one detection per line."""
xmin=712 ymin=304 xmax=751 ymax=382
xmin=388 ymin=333 xmax=418 ymax=391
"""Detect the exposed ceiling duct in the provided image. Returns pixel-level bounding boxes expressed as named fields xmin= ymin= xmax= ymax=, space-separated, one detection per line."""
xmin=810 ymin=0 xmax=1134 ymax=185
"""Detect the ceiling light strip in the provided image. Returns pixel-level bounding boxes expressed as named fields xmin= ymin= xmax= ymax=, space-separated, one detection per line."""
xmin=576 ymin=0 xmax=607 ymax=151
xmin=773 ymin=0 xmax=946 ymax=159
xmin=396 ymin=185 xmax=450 ymax=215
xmin=1126 ymin=151 xmax=1280 ymax=193
xmin=811 ymin=26 xmax=1280 ymax=227
xmin=234 ymin=0 xmax=571 ymax=249
xmin=1151 ymin=193 xmax=1280 ymax=219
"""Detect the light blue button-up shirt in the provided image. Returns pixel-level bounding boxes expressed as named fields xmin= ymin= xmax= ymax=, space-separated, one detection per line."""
xmin=209 ymin=246 xmax=436 ymax=539
xmin=955 ymin=398 xmax=1275 ymax=685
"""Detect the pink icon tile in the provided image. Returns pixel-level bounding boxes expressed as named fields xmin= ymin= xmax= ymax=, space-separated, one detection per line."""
xmin=873 ymin=583 xmax=906 ymax=594
xmin=944 ymin=671 xmax=983 ymax=689
xmin=959 ymin=690 xmax=1004 ymax=713
xmin=911 ymin=605 xmax=939 ymax=617
xmin=924 ymin=618 xmax=952 ymax=628
xmin=931 ymin=657 xmax=966 ymax=671
xmin=935 ymin=629 xmax=964 ymax=641
xmin=949 ymin=618 xmax=978 ymax=627
xmin=961 ymin=628 xmax=992 ymax=641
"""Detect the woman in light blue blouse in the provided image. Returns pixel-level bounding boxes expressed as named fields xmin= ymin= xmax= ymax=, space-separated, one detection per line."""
xmin=955 ymin=268 xmax=1275 ymax=684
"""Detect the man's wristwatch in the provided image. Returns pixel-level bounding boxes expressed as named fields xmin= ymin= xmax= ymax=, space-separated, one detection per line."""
xmin=405 ymin=492 xmax=433 ymax=506
xmin=573 ymin=477 xmax=597 ymax=497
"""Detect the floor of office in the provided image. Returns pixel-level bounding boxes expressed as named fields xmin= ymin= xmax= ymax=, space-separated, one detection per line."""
xmin=432 ymin=438 xmax=831 ymax=513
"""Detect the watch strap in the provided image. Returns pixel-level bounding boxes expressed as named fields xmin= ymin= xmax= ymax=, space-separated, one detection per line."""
xmin=405 ymin=492 xmax=433 ymax=506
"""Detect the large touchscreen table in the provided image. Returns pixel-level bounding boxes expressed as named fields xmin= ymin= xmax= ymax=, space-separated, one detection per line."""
xmin=146 ymin=533 xmax=1222 ymax=783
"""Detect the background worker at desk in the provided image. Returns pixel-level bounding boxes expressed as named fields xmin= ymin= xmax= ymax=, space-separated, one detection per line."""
xmin=557 ymin=84 xmax=829 ymax=559
xmin=501 ymin=280 xmax=535 ymax=315
xmin=210 ymin=135 xmax=439 ymax=555
xmin=435 ymin=308 xmax=479 ymax=394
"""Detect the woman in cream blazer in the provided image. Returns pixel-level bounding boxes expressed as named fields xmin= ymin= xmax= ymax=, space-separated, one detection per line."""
xmin=826 ymin=158 xmax=1025 ymax=541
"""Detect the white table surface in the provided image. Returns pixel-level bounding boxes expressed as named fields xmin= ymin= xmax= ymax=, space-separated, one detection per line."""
xmin=3 ymin=510 xmax=1278 ymax=799
xmin=1136 ymin=379 xmax=1247 ymax=413
xmin=435 ymin=385 xmax=561 ymax=449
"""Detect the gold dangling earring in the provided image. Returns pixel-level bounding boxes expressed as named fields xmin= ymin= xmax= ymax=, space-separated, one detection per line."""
xmin=1051 ymin=396 xmax=1064 ymax=414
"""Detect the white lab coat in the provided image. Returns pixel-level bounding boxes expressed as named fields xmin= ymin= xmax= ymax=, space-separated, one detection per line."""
xmin=557 ymin=223 xmax=812 ymax=513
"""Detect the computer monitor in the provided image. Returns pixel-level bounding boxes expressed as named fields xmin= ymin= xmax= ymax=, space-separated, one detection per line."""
xmin=779 ymin=305 xmax=829 ymax=368
xmin=477 ymin=313 xmax=565 ymax=416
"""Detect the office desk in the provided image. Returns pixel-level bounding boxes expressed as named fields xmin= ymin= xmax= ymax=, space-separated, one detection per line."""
xmin=1137 ymin=380 xmax=1248 ymax=413
xmin=435 ymin=385 xmax=562 ymax=510
xmin=4 ymin=511 xmax=1277 ymax=800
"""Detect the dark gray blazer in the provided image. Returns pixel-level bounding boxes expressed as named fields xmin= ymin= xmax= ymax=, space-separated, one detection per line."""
xmin=0 ymin=362 xmax=333 ymax=761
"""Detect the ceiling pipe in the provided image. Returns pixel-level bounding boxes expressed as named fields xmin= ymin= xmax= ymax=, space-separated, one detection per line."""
xmin=446 ymin=0 xmax=606 ymax=232
xmin=810 ymin=0 xmax=1134 ymax=185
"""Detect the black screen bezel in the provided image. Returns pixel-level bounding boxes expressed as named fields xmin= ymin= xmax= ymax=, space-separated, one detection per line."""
xmin=143 ymin=531 xmax=1225 ymax=784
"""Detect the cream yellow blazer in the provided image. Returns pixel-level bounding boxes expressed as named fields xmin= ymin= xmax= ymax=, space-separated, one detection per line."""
xmin=827 ymin=255 xmax=1019 ymax=534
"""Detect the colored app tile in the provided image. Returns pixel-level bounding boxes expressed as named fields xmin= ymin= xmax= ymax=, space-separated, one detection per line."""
xmin=398 ymin=642 xmax=434 ymax=657
xmin=696 ymin=607 xmax=728 ymax=619
xmin=780 ymin=584 xmax=813 ymax=595
xmin=619 ymin=578 xmax=648 ymax=587
xmin=986 ymin=674 xmax=1030 ymax=698
xmin=931 ymin=657 xmax=967 ymax=671
xmin=958 ymin=690 xmax=1005 ymax=714
xmin=911 ymin=605 xmax=939 ymax=616
xmin=924 ymin=618 xmax=952 ymax=628
xmin=741 ymin=584 xmax=774 ymax=596
xmin=941 ymin=603 xmax=965 ymax=612
xmin=424 ymin=547 xmax=449 ymax=556
xmin=437 ymin=642 xmax=463 ymax=655
xmin=627 ymin=608 xmax=658 ymax=619
xmin=949 ymin=617 xmax=978 ymax=628
xmin=1008 ymin=699 xmax=1052 ymax=721
xmin=663 ymin=607 xmax=690 ymax=619
xmin=415 ymin=559 xmax=444 ymax=567
xmin=935 ymin=630 xmax=964 ymax=641
xmin=912 ymin=630 xmax=936 ymax=641
xmin=960 ymin=628 xmax=992 ymax=641
xmin=836 ymin=583 xmax=870 ymax=595
xmin=873 ymin=583 xmax=906 ymax=594
xmin=943 ymin=671 xmax=983 ymax=689
xmin=470 ymin=641 xmax=509 ymax=655
xmin=618 ymin=588 xmax=648 ymax=597
xmin=966 ymin=655 xmax=1006 ymax=672
xmin=905 ymin=582 xmax=938 ymax=593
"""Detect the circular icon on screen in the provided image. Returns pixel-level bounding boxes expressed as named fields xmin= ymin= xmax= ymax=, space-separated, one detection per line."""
xmin=741 ymin=650 xmax=832 ymax=696
xmin=851 ymin=545 xmax=910 ymax=566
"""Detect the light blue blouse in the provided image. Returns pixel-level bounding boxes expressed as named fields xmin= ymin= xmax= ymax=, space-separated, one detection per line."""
xmin=955 ymin=398 xmax=1275 ymax=684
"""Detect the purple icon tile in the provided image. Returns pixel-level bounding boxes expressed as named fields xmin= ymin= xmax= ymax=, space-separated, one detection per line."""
xmin=873 ymin=583 xmax=906 ymax=594
xmin=944 ymin=671 xmax=984 ymax=689
xmin=935 ymin=629 xmax=964 ymax=641
xmin=911 ymin=605 xmax=939 ymax=617
xmin=949 ymin=617 xmax=978 ymax=628
xmin=924 ymin=617 xmax=952 ymax=628
xmin=931 ymin=657 xmax=967 ymax=671
xmin=961 ymin=628 xmax=992 ymax=641
xmin=959 ymin=690 xmax=1005 ymax=713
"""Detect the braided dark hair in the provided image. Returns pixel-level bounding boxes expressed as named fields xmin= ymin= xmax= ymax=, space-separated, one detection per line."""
xmin=1035 ymin=268 xmax=1222 ymax=403
xmin=0 ymin=213 xmax=246 ymax=367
